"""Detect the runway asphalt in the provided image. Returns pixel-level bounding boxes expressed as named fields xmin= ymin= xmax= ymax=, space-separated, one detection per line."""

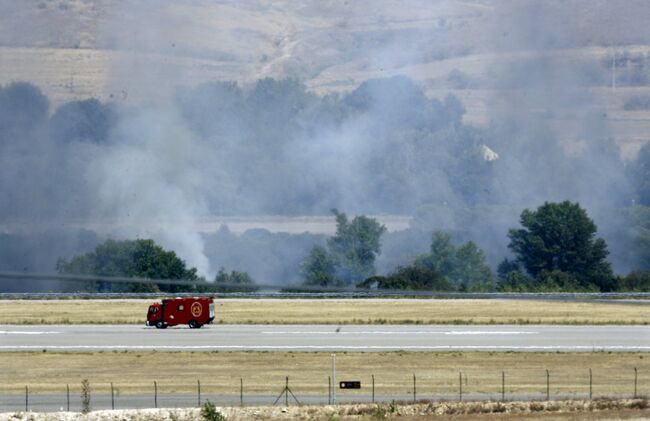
xmin=2 ymin=324 xmax=650 ymax=352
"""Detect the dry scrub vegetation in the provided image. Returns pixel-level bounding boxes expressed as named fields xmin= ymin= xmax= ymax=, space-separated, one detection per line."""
xmin=2 ymin=399 xmax=650 ymax=420
xmin=1 ymin=351 xmax=648 ymax=397
xmin=0 ymin=299 xmax=648 ymax=325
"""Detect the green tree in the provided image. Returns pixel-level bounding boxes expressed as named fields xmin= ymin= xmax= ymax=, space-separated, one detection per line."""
xmin=496 ymin=269 xmax=531 ymax=292
xmin=507 ymin=201 xmax=614 ymax=291
xmin=49 ymin=98 xmax=116 ymax=144
xmin=213 ymin=267 xmax=258 ymax=292
xmin=619 ymin=270 xmax=650 ymax=291
xmin=0 ymin=82 xmax=49 ymax=141
xmin=327 ymin=209 xmax=387 ymax=285
xmin=453 ymin=241 xmax=494 ymax=290
xmin=414 ymin=231 xmax=494 ymax=290
xmin=496 ymin=258 xmax=532 ymax=291
xmin=415 ymin=232 xmax=456 ymax=275
xmin=56 ymin=239 xmax=200 ymax=292
xmin=300 ymin=245 xmax=339 ymax=287
xmin=301 ymin=210 xmax=386 ymax=287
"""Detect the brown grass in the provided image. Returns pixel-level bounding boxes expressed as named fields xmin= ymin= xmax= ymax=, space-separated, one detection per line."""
xmin=1 ymin=351 xmax=648 ymax=396
xmin=0 ymin=298 xmax=649 ymax=325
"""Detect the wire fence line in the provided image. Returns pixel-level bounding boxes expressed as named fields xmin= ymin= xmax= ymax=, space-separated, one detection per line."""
xmin=3 ymin=290 xmax=650 ymax=300
xmin=1 ymin=270 xmax=650 ymax=300
xmin=2 ymin=368 xmax=646 ymax=412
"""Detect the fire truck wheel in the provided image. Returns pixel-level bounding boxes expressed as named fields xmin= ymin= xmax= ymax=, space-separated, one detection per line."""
xmin=189 ymin=320 xmax=199 ymax=329
xmin=155 ymin=321 xmax=166 ymax=329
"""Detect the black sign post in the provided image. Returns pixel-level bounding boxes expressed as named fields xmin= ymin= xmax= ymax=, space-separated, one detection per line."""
xmin=339 ymin=381 xmax=361 ymax=389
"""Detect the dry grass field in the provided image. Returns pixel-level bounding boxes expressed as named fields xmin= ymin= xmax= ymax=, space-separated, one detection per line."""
xmin=0 ymin=299 xmax=648 ymax=325
xmin=0 ymin=351 xmax=648 ymax=397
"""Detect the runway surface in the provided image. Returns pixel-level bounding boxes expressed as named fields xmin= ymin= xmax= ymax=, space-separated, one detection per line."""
xmin=2 ymin=324 xmax=650 ymax=352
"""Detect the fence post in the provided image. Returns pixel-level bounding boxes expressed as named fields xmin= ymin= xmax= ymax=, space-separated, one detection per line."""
xmin=154 ymin=381 xmax=158 ymax=408
xmin=372 ymin=374 xmax=375 ymax=403
xmin=328 ymin=376 xmax=331 ymax=404
xmin=285 ymin=377 xmax=289 ymax=407
xmin=413 ymin=373 xmax=416 ymax=402
xmin=197 ymin=380 xmax=201 ymax=407
xmin=634 ymin=367 xmax=638 ymax=399
xmin=589 ymin=368 xmax=592 ymax=400
xmin=111 ymin=382 xmax=114 ymax=410
xmin=66 ymin=384 xmax=70 ymax=411
xmin=459 ymin=371 xmax=463 ymax=402
xmin=331 ymin=354 xmax=336 ymax=405
xmin=25 ymin=386 xmax=28 ymax=412
xmin=240 ymin=378 xmax=243 ymax=407
xmin=501 ymin=371 xmax=505 ymax=402
xmin=546 ymin=369 xmax=550 ymax=401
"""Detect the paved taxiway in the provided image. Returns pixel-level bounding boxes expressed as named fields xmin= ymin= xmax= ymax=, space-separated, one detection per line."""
xmin=2 ymin=324 xmax=650 ymax=352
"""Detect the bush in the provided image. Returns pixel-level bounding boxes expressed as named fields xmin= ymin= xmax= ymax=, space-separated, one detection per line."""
xmin=620 ymin=271 xmax=650 ymax=291
xmin=529 ymin=401 xmax=545 ymax=411
xmin=213 ymin=267 xmax=259 ymax=292
xmin=492 ymin=402 xmax=507 ymax=413
xmin=357 ymin=266 xmax=453 ymax=291
xmin=371 ymin=404 xmax=387 ymax=419
xmin=629 ymin=399 xmax=649 ymax=409
xmin=80 ymin=379 xmax=91 ymax=414
xmin=389 ymin=400 xmax=398 ymax=413
xmin=201 ymin=401 xmax=226 ymax=421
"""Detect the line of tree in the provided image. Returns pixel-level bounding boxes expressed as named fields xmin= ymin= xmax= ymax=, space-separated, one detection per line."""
xmin=55 ymin=202 xmax=649 ymax=293
xmin=301 ymin=202 xmax=650 ymax=292
xmin=358 ymin=232 xmax=494 ymax=291
xmin=213 ymin=267 xmax=259 ymax=292
xmin=56 ymin=239 xmax=258 ymax=293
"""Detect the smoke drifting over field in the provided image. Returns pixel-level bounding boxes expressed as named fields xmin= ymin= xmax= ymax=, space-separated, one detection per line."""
xmin=0 ymin=1 xmax=648 ymax=284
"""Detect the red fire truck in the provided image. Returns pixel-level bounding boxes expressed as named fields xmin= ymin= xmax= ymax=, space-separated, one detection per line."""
xmin=146 ymin=297 xmax=215 ymax=329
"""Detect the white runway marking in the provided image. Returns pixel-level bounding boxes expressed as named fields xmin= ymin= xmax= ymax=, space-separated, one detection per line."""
xmin=261 ymin=330 xmax=537 ymax=335
xmin=444 ymin=331 xmax=536 ymax=335
xmin=0 ymin=330 xmax=61 ymax=335
xmin=2 ymin=345 xmax=650 ymax=351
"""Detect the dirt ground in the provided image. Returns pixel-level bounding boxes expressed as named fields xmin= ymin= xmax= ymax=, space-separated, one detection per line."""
xmin=1 ymin=399 xmax=650 ymax=420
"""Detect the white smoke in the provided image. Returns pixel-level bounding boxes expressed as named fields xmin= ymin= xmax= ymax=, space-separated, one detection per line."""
xmin=87 ymin=105 xmax=212 ymax=278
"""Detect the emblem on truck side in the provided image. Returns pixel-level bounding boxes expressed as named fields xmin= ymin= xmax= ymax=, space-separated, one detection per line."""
xmin=191 ymin=301 xmax=203 ymax=317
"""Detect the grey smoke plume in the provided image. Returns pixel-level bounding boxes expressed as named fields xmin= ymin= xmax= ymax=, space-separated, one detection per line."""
xmin=477 ymin=1 xmax=637 ymax=271
xmin=87 ymin=105 xmax=212 ymax=277
xmin=0 ymin=1 xmax=647 ymax=283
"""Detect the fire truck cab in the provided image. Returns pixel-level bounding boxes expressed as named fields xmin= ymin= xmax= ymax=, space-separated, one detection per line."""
xmin=146 ymin=297 xmax=215 ymax=329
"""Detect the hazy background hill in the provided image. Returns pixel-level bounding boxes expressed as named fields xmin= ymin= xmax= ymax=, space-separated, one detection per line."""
xmin=1 ymin=0 xmax=650 ymax=156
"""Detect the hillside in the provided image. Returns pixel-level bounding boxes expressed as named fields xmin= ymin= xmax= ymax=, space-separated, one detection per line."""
xmin=1 ymin=0 xmax=650 ymax=157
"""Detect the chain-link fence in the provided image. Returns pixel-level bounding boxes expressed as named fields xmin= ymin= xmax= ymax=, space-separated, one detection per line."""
xmin=2 ymin=367 xmax=646 ymax=412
